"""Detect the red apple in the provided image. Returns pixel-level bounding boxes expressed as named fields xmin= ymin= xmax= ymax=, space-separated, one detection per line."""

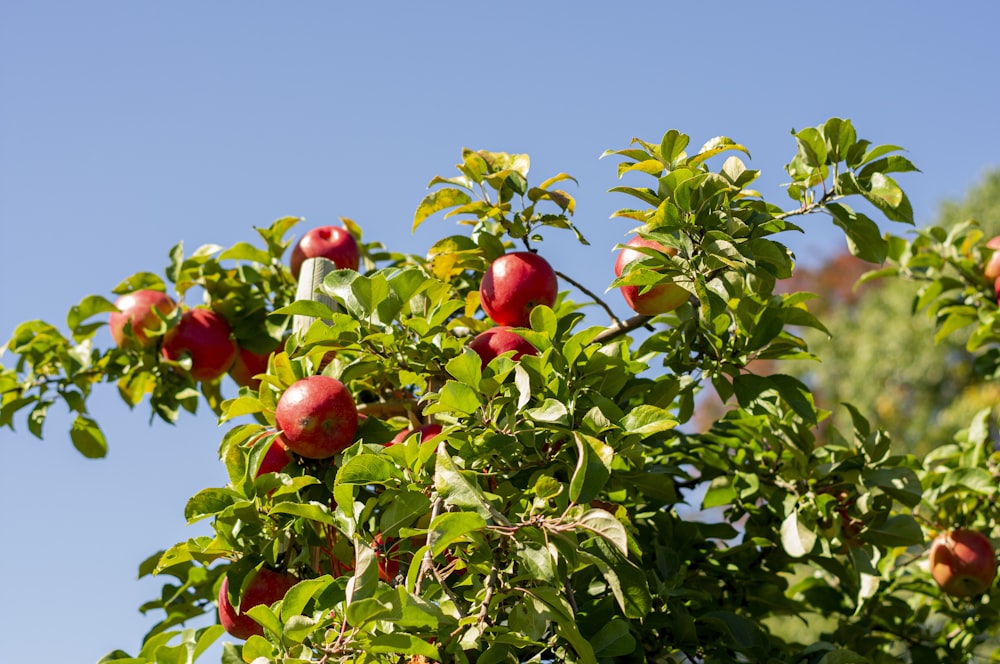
xmin=109 ymin=290 xmax=176 ymax=348
xmin=985 ymin=235 xmax=1000 ymax=281
xmin=929 ymin=529 xmax=997 ymax=597
xmin=290 ymin=225 xmax=360 ymax=279
xmin=614 ymin=236 xmax=689 ymax=315
xmin=467 ymin=326 xmax=537 ymax=366
xmin=479 ymin=251 xmax=558 ymax=327
xmin=161 ymin=309 xmax=238 ymax=382
xmin=255 ymin=435 xmax=292 ymax=477
xmin=229 ymin=345 xmax=274 ymax=390
xmin=218 ymin=567 xmax=297 ymax=640
xmin=389 ymin=423 xmax=443 ymax=446
xmin=275 ymin=375 xmax=359 ymax=459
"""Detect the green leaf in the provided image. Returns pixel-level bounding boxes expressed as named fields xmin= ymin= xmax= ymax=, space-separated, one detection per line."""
xmin=429 ymin=511 xmax=486 ymax=557
xmin=569 ymin=432 xmax=613 ymax=504
xmin=781 ymin=509 xmax=817 ymax=558
xmin=413 ymin=188 xmax=474 ymax=231
xmin=525 ymin=398 xmax=569 ymax=426
xmin=335 ymin=454 xmax=400 ymax=486
xmin=67 ymin=294 xmax=117 ymax=337
xmin=864 ymin=514 xmax=923 ymax=547
xmin=659 ymin=130 xmax=689 ymax=164
xmin=940 ymin=467 xmax=996 ymax=496
xmin=434 ymin=445 xmax=493 ymax=520
xmin=270 ymin=501 xmax=339 ymax=526
xmin=620 ymin=405 xmax=677 ymax=436
xmin=70 ymin=415 xmax=108 ymax=458
xmin=589 ymin=618 xmax=637 ymax=657
xmin=425 ymin=380 xmax=482 ymax=417
xmin=245 ymin=604 xmax=282 ymax=638
xmin=577 ymin=508 xmax=628 ymax=556
xmin=827 ymin=203 xmax=887 ymax=264
xmin=184 ymin=488 xmax=238 ymax=523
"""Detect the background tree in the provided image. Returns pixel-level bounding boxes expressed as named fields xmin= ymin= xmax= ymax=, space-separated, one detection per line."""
xmin=778 ymin=170 xmax=1000 ymax=457
xmin=3 ymin=119 xmax=1000 ymax=663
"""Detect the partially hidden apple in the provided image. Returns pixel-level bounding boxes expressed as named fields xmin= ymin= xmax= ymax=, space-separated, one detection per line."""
xmin=290 ymin=225 xmax=360 ymax=279
xmin=929 ymin=528 xmax=997 ymax=597
xmin=275 ymin=375 xmax=359 ymax=459
xmin=479 ymin=251 xmax=557 ymax=327
xmin=389 ymin=423 xmax=443 ymax=446
xmin=614 ymin=235 xmax=689 ymax=315
xmin=161 ymin=309 xmax=238 ymax=382
xmin=467 ymin=326 xmax=537 ymax=366
xmin=218 ymin=567 xmax=298 ymax=640
xmin=109 ymin=290 xmax=176 ymax=348
xmin=229 ymin=345 xmax=275 ymax=390
xmin=255 ymin=435 xmax=292 ymax=477
xmin=984 ymin=235 xmax=1000 ymax=282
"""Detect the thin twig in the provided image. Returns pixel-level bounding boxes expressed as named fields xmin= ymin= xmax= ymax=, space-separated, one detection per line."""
xmin=555 ymin=270 xmax=623 ymax=327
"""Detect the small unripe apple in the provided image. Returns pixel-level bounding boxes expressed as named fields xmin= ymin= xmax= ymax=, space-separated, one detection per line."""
xmin=467 ymin=326 xmax=537 ymax=366
xmin=275 ymin=376 xmax=359 ymax=459
xmin=109 ymin=290 xmax=176 ymax=348
xmin=984 ymin=236 xmax=1000 ymax=281
xmin=479 ymin=251 xmax=558 ymax=327
xmin=614 ymin=236 xmax=689 ymax=315
xmin=929 ymin=528 xmax=997 ymax=597
xmin=290 ymin=225 xmax=360 ymax=279
xmin=218 ymin=567 xmax=297 ymax=640
xmin=161 ymin=309 xmax=238 ymax=382
xmin=389 ymin=423 xmax=443 ymax=446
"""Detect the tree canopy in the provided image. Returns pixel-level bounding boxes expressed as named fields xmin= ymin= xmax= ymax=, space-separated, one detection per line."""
xmin=3 ymin=118 xmax=1000 ymax=663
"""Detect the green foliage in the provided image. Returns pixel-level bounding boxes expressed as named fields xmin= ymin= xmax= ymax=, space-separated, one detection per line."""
xmin=4 ymin=120 xmax=1000 ymax=663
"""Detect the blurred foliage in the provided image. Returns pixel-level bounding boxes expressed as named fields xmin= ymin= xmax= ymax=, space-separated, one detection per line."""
xmin=779 ymin=170 xmax=1000 ymax=457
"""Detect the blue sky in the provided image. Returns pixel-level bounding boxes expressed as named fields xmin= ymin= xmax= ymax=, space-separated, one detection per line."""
xmin=2 ymin=2 xmax=1000 ymax=661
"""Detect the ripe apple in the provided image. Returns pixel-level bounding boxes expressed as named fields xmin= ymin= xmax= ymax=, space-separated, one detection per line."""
xmin=229 ymin=345 xmax=274 ymax=390
xmin=109 ymin=290 xmax=176 ymax=348
xmin=929 ymin=528 xmax=997 ymax=597
xmin=275 ymin=375 xmax=359 ymax=459
xmin=479 ymin=251 xmax=558 ymax=327
xmin=614 ymin=236 xmax=689 ymax=315
xmin=289 ymin=225 xmax=360 ymax=279
xmin=255 ymin=435 xmax=292 ymax=477
xmin=467 ymin=326 xmax=537 ymax=366
xmin=218 ymin=567 xmax=298 ymax=640
xmin=161 ymin=309 xmax=238 ymax=382
xmin=985 ymin=235 xmax=1000 ymax=281
xmin=389 ymin=423 xmax=443 ymax=446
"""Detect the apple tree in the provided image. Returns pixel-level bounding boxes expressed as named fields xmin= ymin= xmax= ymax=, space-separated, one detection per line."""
xmin=3 ymin=117 xmax=1000 ymax=663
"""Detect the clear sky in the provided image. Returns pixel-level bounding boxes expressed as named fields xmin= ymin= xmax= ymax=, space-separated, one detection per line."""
xmin=2 ymin=2 xmax=1000 ymax=661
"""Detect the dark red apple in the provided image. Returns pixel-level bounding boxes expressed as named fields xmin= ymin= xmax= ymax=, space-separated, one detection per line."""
xmin=479 ymin=251 xmax=557 ymax=327
xmin=389 ymin=423 xmax=443 ymax=446
xmin=467 ymin=326 xmax=537 ymax=366
xmin=929 ymin=529 xmax=997 ymax=597
xmin=614 ymin=236 xmax=688 ymax=315
xmin=290 ymin=225 xmax=360 ymax=279
xmin=109 ymin=290 xmax=176 ymax=348
xmin=161 ymin=309 xmax=238 ymax=382
xmin=275 ymin=375 xmax=359 ymax=459
xmin=218 ymin=567 xmax=297 ymax=640
xmin=229 ymin=345 xmax=274 ymax=390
